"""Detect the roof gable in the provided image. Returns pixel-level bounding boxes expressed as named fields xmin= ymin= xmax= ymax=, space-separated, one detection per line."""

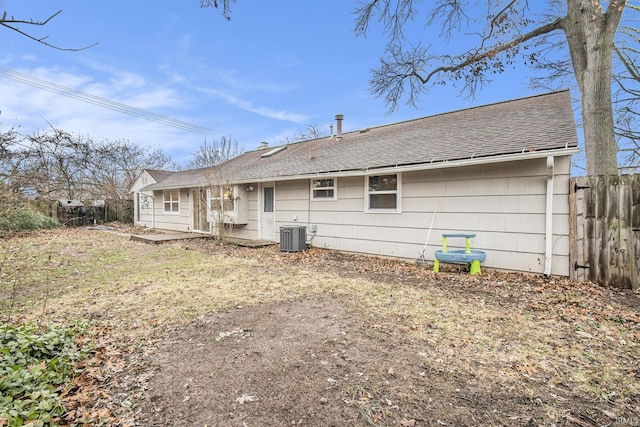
xmin=130 ymin=169 xmax=176 ymax=192
xmin=146 ymin=169 xmax=175 ymax=182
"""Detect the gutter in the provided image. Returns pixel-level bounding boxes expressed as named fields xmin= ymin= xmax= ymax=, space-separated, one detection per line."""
xmin=140 ymin=147 xmax=579 ymax=190
xmin=231 ymin=147 xmax=579 ymax=185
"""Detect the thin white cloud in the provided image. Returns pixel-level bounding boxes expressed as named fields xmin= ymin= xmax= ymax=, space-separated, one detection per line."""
xmin=0 ymin=65 xmax=208 ymax=155
xmin=157 ymin=62 xmax=195 ymax=85
xmin=264 ymin=53 xmax=302 ymax=73
xmin=176 ymin=34 xmax=193 ymax=51
xmin=198 ymin=87 xmax=309 ymax=123
xmin=10 ymin=65 xmax=188 ymax=112
xmin=123 ymin=89 xmax=187 ymax=110
xmin=204 ymin=67 xmax=297 ymax=94
xmin=108 ymin=71 xmax=146 ymax=88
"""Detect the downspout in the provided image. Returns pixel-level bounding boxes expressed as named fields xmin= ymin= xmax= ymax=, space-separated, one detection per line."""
xmin=544 ymin=156 xmax=554 ymax=276
xmin=152 ymin=194 xmax=155 ymax=229
xmin=306 ymin=183 xmax=315 ymax=246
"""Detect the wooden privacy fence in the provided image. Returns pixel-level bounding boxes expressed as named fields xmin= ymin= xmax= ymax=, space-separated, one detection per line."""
xmin=103 ymin=200 xmax=134 ymax=224
xmin=28 ymin=200 xmax=134 ymax=226
xmin=570 ymin=175 xmax=640 ymax=289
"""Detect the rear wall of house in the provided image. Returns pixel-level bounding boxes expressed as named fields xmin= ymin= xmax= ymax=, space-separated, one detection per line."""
xmin=272 ymin=156 xmax=572 ymax=276
xmin=150 ymin=189 xmax=191 ymax=231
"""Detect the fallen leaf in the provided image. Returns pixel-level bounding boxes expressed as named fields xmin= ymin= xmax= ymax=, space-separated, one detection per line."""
xmin=235 ymin=395 xmax=257 ymax=404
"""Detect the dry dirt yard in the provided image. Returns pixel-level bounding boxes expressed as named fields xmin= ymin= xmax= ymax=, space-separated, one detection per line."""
xmin=1 ymin=228 xmax=639 ymax=427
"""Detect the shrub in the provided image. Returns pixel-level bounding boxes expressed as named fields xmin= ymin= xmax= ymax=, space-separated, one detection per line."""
xmin=0 ymin=207 xmax=60 ymax=232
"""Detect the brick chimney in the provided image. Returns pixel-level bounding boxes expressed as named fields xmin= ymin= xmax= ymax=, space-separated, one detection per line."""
xmin=335 ymin=114 xmax=344 ymax=139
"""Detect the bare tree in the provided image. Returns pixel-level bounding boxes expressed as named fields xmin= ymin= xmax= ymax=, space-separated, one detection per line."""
xmin=283 ymin=124 xmax=324 ymax=144
xmin=613 ymin=5 xmax=640 ymax=172
xmin=188 ymin=136 xmax=243 ymax=240
xmin=527 ymin=3 xmax=639 ymax=173
xmin=187 ymin=136 xmax=241 ymax=169
xmin=0 ymin=9 xmax=97 ymax=51
xmin=0 ymin=120 xmax=22 ymax=205
xmin=354 ymin=0 xmax=632 ymax=176
xmin=2 ymin=123 xmax=172 ymax=201
xmin=90 ymin=140 xmax=172 ymax=200
xmin=0 ymin=120 xmax=19 ymax=179
xmin=12 ymin=128 xmax=93 ymax=200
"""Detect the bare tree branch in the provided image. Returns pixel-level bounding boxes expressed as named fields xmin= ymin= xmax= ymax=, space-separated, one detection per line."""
xmin=0 ymin=9 xmax=98 ymax=51
xmin=419 ymin=17 xmax=564 ymax=86
xmin=188 ymin=136 xmax=242 ymax=169
xmin=200 ymin=0 xmax=236 ymax=21
xmin=283 ymin=124 xmax=324 ymax=144
xmin=427 ymin=0 xmax=468 ymax=40
xmin=372 ymin=16 xmax=565 ymax=112
xmin=355 ymin=0 xmax=418 ymax=43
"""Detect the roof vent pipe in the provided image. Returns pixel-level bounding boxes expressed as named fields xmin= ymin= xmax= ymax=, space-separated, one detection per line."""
xmin=335 ymin=114 xmax=344 ymax=139
xmin=258 ymin=141 xmax=269 ymax=150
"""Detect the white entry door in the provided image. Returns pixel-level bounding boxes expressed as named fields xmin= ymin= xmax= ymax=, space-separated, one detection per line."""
xmin=260 ymin=185 xmax=275 ymax=240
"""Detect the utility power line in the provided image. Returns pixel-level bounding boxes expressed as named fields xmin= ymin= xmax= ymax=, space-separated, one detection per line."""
xmin=0 ymin=66 xmax=214 ymax=135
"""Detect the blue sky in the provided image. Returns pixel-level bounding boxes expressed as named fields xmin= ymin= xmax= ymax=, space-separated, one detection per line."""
xmin=0 ymin=1 xmax=578 ymax=168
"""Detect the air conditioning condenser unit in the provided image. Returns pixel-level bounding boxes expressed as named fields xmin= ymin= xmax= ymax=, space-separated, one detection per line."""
xmin=280 ymin=225 xmax=306 ymax=252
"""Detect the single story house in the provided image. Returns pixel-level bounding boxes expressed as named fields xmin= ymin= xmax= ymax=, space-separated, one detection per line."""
xmin=130 ymin=90 xmax=579 ymax=276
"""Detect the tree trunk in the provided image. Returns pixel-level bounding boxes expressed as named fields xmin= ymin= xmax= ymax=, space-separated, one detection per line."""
xmin=564 ymin=0 xmax=625 ymax=176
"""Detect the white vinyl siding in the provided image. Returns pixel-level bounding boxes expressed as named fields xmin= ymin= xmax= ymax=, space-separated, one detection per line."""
xmin=153 ymin=189 xmax=191 ymax=232
xmin=271 ymin=156 xmax=572 ymax=276
xmin=146 ymin=155 xmax=573 ymax=277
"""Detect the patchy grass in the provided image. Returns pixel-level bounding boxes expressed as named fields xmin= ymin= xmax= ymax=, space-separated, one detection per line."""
xmin=1 ymin=229 xmax=335 ymax=333
xmin=1 ymin=228 xmax=639 ymax=425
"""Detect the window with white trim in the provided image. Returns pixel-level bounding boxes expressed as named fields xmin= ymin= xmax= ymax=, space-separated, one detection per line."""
xmin=311 ymin=178 xmax=336 ymax=200
xmin=163 ymin=190 xmax=180 ymax=213
xmin=210 ymin=186 xmax=235 ymax=213
xmin=366 ymin=174 xmax=400 ymax=211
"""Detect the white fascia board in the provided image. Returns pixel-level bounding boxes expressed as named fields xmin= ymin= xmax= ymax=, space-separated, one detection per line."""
xmin=140 ymin=182 xmax=210 ymax=192
xmin=231 ymin=147 xmax=580 ymax=185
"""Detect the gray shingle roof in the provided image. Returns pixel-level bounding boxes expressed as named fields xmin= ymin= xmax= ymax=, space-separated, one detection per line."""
xmin=142 ymin=90 xmax=578 ymax=190
xmin=146 ymin=169 xmax=176 ymax=182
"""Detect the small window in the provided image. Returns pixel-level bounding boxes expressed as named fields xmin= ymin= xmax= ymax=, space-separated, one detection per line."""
xmin=311 ymin=178 xmax=336 ymax=200
xmin=163 ymin=190 xmax=180 ymax=213
xmin=263 ymin=187 xmax=274 ymax=213
xmin=366 ymin=174 xmax=400 ymax=212
xmin=210 ymin=186 xmax=235 ymax=212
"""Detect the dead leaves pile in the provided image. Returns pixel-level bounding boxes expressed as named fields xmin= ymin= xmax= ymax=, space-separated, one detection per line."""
xmin=59 ymin=324 xmax=138 ymax=427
